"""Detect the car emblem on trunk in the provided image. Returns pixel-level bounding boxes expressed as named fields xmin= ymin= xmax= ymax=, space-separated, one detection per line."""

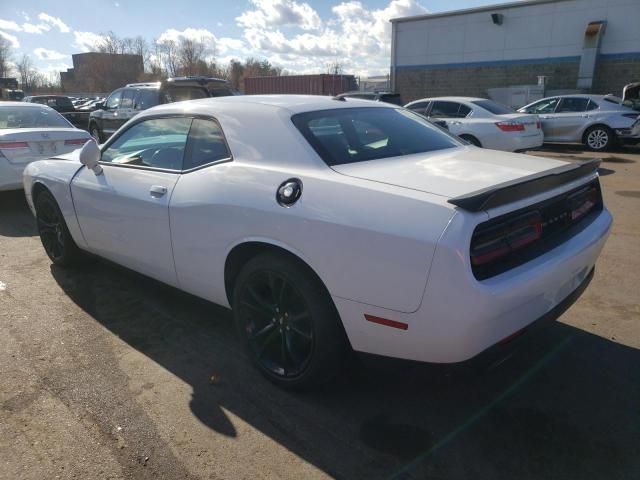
xmin=41 ymin=133 xmax=50 ymax=139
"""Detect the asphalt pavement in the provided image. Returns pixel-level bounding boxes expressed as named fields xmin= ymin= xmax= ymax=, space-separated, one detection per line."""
xmin=1 ymin=145 xmax=639 ymax=480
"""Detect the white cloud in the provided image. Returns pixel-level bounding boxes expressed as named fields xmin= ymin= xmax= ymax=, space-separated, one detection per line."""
xmin=33 ymin=47 xmax=68 ymax=61
xmin=73 ymin=31 xmax=105 ymax=51
xmin=0 ymin=19 xmax=21 ymax=32
xmin=237 ymin=0 xmax=322 ymax=31
xmin=22 ymin=22 xmax=50 ymax=34
xmin=157 ymin=27 xmax=216 ymax=45
xmin=236 ymin=0 xmax=427 ymax=76
xmin=217 ymin=37 xmax=245 ymax=54
xmin=38 ymin=12 xmax=70 ymax=33
xmin=0 ymin=30 xmax=20 ymax=48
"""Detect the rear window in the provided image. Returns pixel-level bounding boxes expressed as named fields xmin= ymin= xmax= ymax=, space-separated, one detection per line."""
xmin=162 ymin=86 xmax=209 ymax=103
xmin=0 ymin=106 xmax=71 ymax=129
xmin=292 ymin=107 xmax=461 ymax=166
xmin=471 ymin=100 xmax=514 ymax=115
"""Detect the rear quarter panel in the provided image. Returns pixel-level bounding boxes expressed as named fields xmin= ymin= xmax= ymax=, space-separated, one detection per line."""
xmin=169 ymin=162 xmax=455 ymax=313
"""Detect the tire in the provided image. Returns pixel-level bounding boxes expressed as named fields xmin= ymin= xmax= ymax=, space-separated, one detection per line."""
xmin=35 ymin=190 xmax=82 ymax=266
xmin=89 ymin=124 xmax=103 ymax=143
xmin=460 ymin=134 xmax=482 ymax=147
xmin=583 ymin=125 xmax=613 ymax=151
xmin=232 ymin=252 xmax=347 ymax=390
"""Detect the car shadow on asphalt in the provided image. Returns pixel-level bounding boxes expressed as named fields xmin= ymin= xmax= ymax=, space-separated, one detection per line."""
xmin=0 ymin=191 xmax=37 ymax=237
xmin=50 ymin=260 xmax=640 ymax=480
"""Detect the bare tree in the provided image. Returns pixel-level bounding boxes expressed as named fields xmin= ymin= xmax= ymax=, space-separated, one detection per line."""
xmin=132 ymin=36 xmax=151 ymax=71
xmin=0 ymin=36 xmax=12 ymax=78
xmin=17 ymin=54 xmax=39 ymax=92
xmin=98 ymin=31 xmax=123 ymax=54
xmin=326 ymin=59 xmax=344 ymax=75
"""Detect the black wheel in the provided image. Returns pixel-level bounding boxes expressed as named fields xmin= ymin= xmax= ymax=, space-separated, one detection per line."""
xmin=233 ymin=252 xmax=347 ymax=389
xmin=35 ymin=190 xmax=82 ymax=266
xmin=460 ymin=134 xmax=482 ymax=147
xmin=89 ymin=124 xmax=103 ymax=143
xmin=584 ymin=125 xmax=613 ymax=151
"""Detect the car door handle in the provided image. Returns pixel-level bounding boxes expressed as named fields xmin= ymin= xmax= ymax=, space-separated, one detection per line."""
xmin=149 ymin=185 xmax=167 ymax=197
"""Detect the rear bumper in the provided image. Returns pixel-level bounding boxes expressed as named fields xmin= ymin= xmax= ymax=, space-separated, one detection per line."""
xmin=0 ymin=158 xmax=25 ymax=191
xmin=509 ymin=132 xmax=544 ymax=151
xmin=334 ymin=206 xmax=612 ymax=363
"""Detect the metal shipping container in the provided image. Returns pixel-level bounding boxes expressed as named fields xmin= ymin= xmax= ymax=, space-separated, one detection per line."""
xmin=244 ymin=74 xmax=357 ymax=96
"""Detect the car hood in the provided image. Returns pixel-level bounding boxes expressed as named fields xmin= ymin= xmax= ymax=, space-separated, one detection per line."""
xmin=330 ymin=146 xmax=567 ymax=198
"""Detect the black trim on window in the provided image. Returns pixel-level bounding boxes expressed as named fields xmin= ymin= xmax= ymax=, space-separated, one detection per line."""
xmin=98 ymin=112 xmax=233 ymax=173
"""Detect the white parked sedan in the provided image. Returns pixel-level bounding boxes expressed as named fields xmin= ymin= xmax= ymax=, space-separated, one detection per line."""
xmin=0 ymin=102 xmax=91 ymax=191
xmin=405 ymin=96 xmax=544 ymax=152
xmin=23 ymin=95 xmax=611 ymax=389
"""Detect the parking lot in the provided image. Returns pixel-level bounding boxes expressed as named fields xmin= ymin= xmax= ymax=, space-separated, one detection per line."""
xmin=0 ymin=145 xmax=639 ymax=480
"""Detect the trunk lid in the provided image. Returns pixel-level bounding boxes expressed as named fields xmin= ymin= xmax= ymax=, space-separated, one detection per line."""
xmin=495 ymin=113 xmax=540 ymax=134
xmin=0 ymin=128 xmax=89 ymax=164
xmin=331 ymin=146 xmax=566 ymax=199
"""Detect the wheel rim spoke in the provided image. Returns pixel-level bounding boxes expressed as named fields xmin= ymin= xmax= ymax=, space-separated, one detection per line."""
xmin=239 ymin=270 xmax=314 ymax=378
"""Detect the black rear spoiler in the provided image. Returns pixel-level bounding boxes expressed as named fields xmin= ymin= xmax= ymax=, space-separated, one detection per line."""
xmin=448 ymin=159 xmax=601 ymax=212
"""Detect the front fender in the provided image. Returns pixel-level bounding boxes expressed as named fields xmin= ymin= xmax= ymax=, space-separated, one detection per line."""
xmin=24 ymin=159 xmax=87 ymax=249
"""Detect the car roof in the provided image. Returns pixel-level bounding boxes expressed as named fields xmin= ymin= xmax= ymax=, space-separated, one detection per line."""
xmin=1 ymin=101 xmax=52 ymax=108
xmin=137 ymin=94 xmax=394 ymax=117
xmin=407 ymin=96 xmax=486 ymax=104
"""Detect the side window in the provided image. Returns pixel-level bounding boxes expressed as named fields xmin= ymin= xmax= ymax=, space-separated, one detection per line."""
xmin=586 ymin=100 xmax=598 ymax=111
xmin=458 ymin=104 xmax=472 ymax=117
xmin=135 ymin=89 xmax=160 ymax=110
xmin=556 ymin=97 xmax=590 ymax=113
xmin=184 ymin=119 xmax=231 ymax=170
xmin=525 ymin=98 xmax=559 ymax=114
xmin=430 ymin=101 xmax=467 ymax=118
xmin=120 ymin=89 xmax=135 ymax=109
xmin=105 ymin=90 xmax=122 ymax=110
xmin=101 ymin=117 xmax=192 ymax=171
xmin=407 ymin=101 xmax=430 ymax=115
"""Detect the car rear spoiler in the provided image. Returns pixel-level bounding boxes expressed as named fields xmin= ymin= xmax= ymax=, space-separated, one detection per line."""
xmin=448 ymin=159 xmax=601 ymax=212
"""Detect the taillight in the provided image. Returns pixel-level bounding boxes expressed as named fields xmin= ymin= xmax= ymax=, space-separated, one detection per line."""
xmin=0 ymin=141 xmax=29 ymax=149
xmin=536 ymin=120 xmax=541 ymax=129
xmin=471 ymin=212 xmax=542 ymax=266
xmin=568 ymin=187 xmax=599 ymax=221
xmin=64 ymin=138 xmax=89 ymax=145
xmin=495 ymin=121 xmax=525 ymax=132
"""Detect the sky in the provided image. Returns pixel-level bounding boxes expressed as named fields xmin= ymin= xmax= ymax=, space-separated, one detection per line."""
xmin=1 ymin=0 xmax=503 ymax=78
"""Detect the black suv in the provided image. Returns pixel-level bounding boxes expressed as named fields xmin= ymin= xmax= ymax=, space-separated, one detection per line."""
xmin=88 ymin=77 xmax=233 ymax=142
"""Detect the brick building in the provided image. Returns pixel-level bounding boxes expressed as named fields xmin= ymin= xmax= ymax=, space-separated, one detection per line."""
xmin=390 ymin=0 xmax=640 ymax=104
xmin=60 ymin=52 xmax=143 ymax=93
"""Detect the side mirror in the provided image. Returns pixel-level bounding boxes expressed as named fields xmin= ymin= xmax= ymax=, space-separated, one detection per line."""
xmin=95 ymin=102 xmax=104 ymax=110
xmin=79 ymin=140 xmax=103 ymax=175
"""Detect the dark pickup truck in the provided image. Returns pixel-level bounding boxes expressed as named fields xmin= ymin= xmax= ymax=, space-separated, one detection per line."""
xmin=22 ymin=95 xmax=90 ymax=131
xmin=88 ymin=76 xmax=233 ymax=142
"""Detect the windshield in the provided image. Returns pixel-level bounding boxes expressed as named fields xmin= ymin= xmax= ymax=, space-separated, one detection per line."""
xmin=0 ymin=106 xmax=72 ymax=129
xmin=292 ymin=107 xmax=461 ymax=166
xmin=472 ymin=99 xmax=514 ymax=115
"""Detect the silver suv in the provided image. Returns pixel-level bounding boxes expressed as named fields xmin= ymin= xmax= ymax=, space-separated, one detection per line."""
xmin=518 ymin=94 xmax=640 ymax=151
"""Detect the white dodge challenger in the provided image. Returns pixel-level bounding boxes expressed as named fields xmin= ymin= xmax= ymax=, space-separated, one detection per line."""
xmin=23 ymin=95 xmax=612 ymax=389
